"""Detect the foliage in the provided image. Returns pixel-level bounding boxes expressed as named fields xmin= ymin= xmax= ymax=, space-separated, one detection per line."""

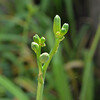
xmin=0 ymin=0 xmax=100 ymax=100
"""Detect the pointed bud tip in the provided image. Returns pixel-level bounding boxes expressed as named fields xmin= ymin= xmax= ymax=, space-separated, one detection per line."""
xmin=41 ymin=37 xmax=45 ymax=42
xmin=55 ymin=15 xmax=60 ymax=18
xmin=62 ymin=23 xmax=69 ymax=33
xmin=63 ymin=23 xmax=69 ymax=27
xmin=53 ymin=15 xmax=61 ymax=35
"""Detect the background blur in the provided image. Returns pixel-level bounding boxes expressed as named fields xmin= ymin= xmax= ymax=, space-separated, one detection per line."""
xmin=0 ymin=0 xmax=100 ymax=100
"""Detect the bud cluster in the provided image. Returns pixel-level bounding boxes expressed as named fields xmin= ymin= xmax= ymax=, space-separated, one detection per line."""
xmin=31 ymin=15 xmax=68 ymax=65
xmin=31 ymin=34 xmax=46 ymax=53
xmin=31 ymin=34 xmax=49 ymax=64
xmin=31 ymin=15 xmax=69 ymax=100
xmin=53 ymin=15 xmax=69 ymax=39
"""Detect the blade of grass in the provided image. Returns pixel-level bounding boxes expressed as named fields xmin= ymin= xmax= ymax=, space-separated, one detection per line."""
xmin=64 ymin=0 xmax=76 ymax=42
xmin=62 ymin=38 xmax=72 ymax=58
xmin=86 ymin=67 xmax=94 ymax=100
xmin=0 ymin=75 xmax=30 ymax=100
xmin=15 ymin=77 xmax=36 ymax=94
xmin=35 ymin=13 xmax=52 ymax=29
xmin=2 ymin=52 xmax=25 ymax=75
xmin=40 ymin=0 xmax=50 ymax=12
xmin=75 ymin=24 xmax=90 ymax=47
xmin=0 ymin=44 xmax=20 ymax=51
xmin=0 ymin=34 xmax=25 ymax=42
xmin=0 ymin=99 xmax=13 ymax=100
xmin=80 ymin=24 xmax=100 ymax=100
xmin=14 ymin=0 xmax=26 ymax=13
xmin=46 ymin=30 xmax=73 ymax=100
xmin=53 ymin=0 xmax=62 ymax=11
xmin=52 ymin=47 xmax=73 ymax=100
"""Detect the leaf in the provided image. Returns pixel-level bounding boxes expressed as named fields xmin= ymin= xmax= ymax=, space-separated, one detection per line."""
xmin=40 ymin=0 xmax=50 ymax=12
xmin=14 ymin=77 xmax=36 ymax=94
xmin=0 ymin=98 xmax=13 ymax=100
xmin=75 ymin=24 xmax=90 ymax=47
xmin=46 ymin=29 xmax=73 ymax=100
xmin=0 ymin=44 xmax=20 ymax=51
xmin=64 ymin=0 xmax=76 ymax=40
xmin=2 ymin=52 xmax=25 ymax=74
xmin=0 ymin=75 xmax=30 ymax=100
xmin=0 ymin=34 xmax=24 ymax=42
xmin=80 ymin=24 xmax=100 ymax=100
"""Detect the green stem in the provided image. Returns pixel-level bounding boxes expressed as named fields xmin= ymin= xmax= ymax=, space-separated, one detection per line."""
xmin=43 ymin=38 xmax=60 ymax=78
xmin=36 ymin=46 xmax=44 ymax=100
xmin=36 ymin=75 xmax=44 ymax=100
xmin=36 ymin=38 xmax=61 ymax=100
xmin=37 ymin=46 xmax=42 ymax=71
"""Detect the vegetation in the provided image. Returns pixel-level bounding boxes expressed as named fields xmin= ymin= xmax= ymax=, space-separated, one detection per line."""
xmin=31 ymin=15 xmax=69 ymax=100
xmin=0 ymin=0 xmax=100 ymax=100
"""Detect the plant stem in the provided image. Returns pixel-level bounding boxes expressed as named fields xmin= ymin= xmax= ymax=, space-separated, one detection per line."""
xmin=36 ymin=76 xmax=44 ymax=100
xmin=43 ymin=38 xmax=60 ymax=78
xmin=36 ymin=46 xmax=44 ymax=100
xmin=36 ymin=38 xmax=61 ymax=100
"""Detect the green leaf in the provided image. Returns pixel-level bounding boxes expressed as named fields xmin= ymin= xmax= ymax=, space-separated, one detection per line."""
xmin=0 ymin=75 xmax=30 ymax=100
xmin=2 ymin=52 xmax=25 ymax=74
xmin=40 ymin=0 xmax=50 ymax=12
xmin=0 ymin=34 xmax=24 ymax=42
xmin=46 ymin=30 xmax=73 ymax=100
xmin=64 ymin=0 xmax=76 ymax=42
xmin=80 ymin=24 xmax=100 ymax=100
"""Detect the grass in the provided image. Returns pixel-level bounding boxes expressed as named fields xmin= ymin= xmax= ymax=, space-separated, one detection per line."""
xmin=0 ymin=0 xmax=100 ymax=100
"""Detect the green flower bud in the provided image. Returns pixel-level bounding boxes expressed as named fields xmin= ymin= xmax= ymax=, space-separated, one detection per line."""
xmin=53 ymin=15 xmax=61 ymax=35
xmin=39 ymin=52 xmax=49 ymax=64
xmin=33 ymin=34 xmax=40 ymax=44
xmin=60 ymin=28 xmax=66 ymax=36
xmin=62 ymin=23 xmax=69 ymax=35
xmin=40 ymin=37 xmax=46 ymax=47
xmin=31 ymin=42 xmax=39 ymax=53
xmin=41 ymin=37 xmax=45 ymax=43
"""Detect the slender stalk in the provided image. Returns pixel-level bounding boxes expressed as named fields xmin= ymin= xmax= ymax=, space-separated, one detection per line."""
xmin=43 ymin=38 xmax=60 ymax=78
xmin=36 ymin=74 xmax=44 ymax=100
xmin=80 ymin=24 xmax=100 ymax=100
xmin=36 ymin=38 xmax=60 ymax=100
xmin=64 ymin=0 xmax=76 ymax=41
xmin=36 ymin=46 xmax=44 ymax=100
xmin=32 ymin=15 xmax=69 ymax=100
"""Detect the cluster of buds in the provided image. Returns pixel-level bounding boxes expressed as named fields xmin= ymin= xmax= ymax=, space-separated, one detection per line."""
xmin=31 ymin=34 xmax=49 ymax=64
xmin=31 ymin=15 xmax=69 ymax=100
xmin=53 ymin=15 xmax=69 ymax=39
xmin=31 ymin=15 xmax=69 ymax=64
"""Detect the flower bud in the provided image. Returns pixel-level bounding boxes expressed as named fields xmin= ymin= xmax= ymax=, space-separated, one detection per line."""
xmin=41 ymin=37 xmax=45 ymax=43
xmin=62 ymin=23 xmax=69 ymax=35
xmin=60 ymin=28 xmax=66 ymax=36
xmin=40 ymin=37 xmax=46 ymax=47
xmin=33 ymin=34 xmax=40 ymax=44
xmin=53 ymin=15 xmax=61 ymax=35
xmin=39 ymin=52 xmax=49 ymax=64
xmin=31 ymin=42 xmax=39 ymax=53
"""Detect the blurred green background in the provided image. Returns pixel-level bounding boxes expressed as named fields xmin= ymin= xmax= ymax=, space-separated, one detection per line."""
xmin=0 ymin=0 xmax=100 ymax=100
